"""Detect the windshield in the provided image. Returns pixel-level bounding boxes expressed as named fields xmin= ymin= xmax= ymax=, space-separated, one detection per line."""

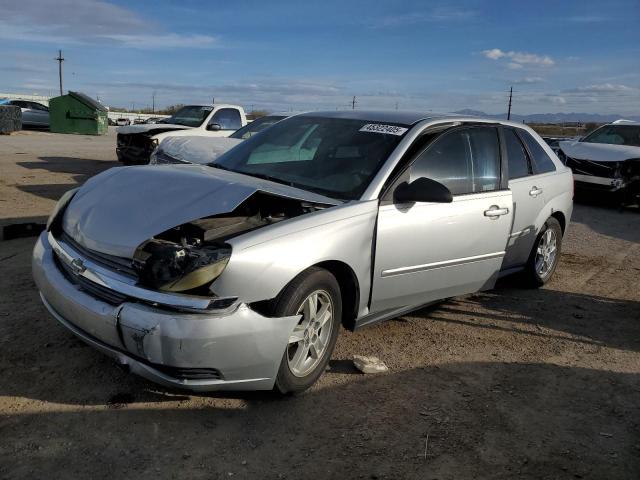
xmin=230 ymin=115 xmax=287 ymax=140
xmin=213 ymin=116 xmax=408 ymax=200
xmin=582 ymin=125 xmax=640 ymax=147
xmin=162 ymin=105 xmax=212 ymax=127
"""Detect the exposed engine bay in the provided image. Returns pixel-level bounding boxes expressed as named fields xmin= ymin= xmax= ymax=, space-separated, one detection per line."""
xmin=132 ymin=193 xmax=328 ymax=293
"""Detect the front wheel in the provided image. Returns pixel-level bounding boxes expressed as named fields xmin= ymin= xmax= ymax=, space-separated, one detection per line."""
xmin=523 ymin=217 xmax=562 ymax=287
xmin=273 ymin=267 xmax=341 ymax=394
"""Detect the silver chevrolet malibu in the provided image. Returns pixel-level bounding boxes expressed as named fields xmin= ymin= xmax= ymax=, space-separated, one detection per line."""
xmin=33 ymin=111 xmax=573 ymax=393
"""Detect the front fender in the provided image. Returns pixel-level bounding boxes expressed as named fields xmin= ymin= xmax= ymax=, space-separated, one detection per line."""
xmin=210 ymin=200 xmax=378 ymax=316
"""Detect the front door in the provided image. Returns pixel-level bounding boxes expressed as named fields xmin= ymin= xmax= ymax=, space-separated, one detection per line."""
xmin=370 ymin=126 xmax=513 ymax=313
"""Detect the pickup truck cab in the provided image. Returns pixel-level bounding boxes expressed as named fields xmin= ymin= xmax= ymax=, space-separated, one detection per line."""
xmin=116 ymin=104 xmax=247 ymax=165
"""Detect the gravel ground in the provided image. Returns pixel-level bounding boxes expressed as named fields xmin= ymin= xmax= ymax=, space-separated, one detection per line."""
xmin=0 ymin=131 xmax=639 ymax=479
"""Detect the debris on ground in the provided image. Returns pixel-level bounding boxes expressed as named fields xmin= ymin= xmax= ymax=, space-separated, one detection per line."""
xmin=353 ymin=355 xmax=389 ymax=374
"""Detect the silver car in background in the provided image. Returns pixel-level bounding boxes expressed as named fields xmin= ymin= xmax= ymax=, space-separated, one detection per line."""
xmin=2 ymin=99 xmax=49 ymax=127
xmin=33 ymin=111 xmax=573 ymax=393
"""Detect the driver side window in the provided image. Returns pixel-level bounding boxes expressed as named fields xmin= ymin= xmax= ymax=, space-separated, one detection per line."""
xmin=409 ymin=127 xmax=500 ymax=195
xmin=210 ymin=108 xmax=242 ymax=130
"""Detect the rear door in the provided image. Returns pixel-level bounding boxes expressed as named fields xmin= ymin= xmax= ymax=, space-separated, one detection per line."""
xmin=501 ymin=127 xmax=544 ymax=269
xmin=370 ymin=126 xmax=513 ymax=312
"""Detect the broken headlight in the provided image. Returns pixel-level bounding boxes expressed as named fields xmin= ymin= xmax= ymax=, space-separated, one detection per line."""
xmin=133 ymin=239 xmax=231 ymax=293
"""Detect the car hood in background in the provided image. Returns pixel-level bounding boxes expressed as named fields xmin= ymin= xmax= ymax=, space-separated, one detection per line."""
xmin=62 ymin=165 xmax=339 ymax=258
xmin=559 ymin=141 xmax=640 ymax=162
xmin=160 ymin=136 xmax=242 ymax=164
xmin=117 ymin=124 xmax=191 ymax=135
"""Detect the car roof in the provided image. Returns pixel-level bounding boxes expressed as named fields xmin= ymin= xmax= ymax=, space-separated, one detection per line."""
xmin=611 ymin=119 xmax=640 ymax=126
xmin=298 ymin=110 xmax=447 ymax=126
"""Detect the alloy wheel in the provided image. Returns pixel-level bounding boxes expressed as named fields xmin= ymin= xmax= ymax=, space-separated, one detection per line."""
xmin=535 ymin=228 xmax=557 ymax=278
xmin=286 ymin=290 xmax=334 ymax=377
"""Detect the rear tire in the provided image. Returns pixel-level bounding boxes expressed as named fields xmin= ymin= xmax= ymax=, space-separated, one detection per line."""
xmin=523 ymin=217 xmax=562 ymax=287
xmin=273 ymin=267 xmax=341 ymax=394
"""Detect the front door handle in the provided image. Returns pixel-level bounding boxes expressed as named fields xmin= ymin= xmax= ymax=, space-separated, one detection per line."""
xmin=529 ymin=186 xmax=543 ymax=197
xmin=484 ymin=205 xmax=509 ymax=219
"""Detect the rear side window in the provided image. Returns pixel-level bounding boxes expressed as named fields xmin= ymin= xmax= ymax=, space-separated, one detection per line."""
xmin=504 ymin=129 xmax=531 ymax=179
xmin=211 ymin=108 xmax=242 ymax=130
xmin=410 ymin=127 xmax=500 ymax=195
xmin=518 ymin=130 xmax=556 ymax=173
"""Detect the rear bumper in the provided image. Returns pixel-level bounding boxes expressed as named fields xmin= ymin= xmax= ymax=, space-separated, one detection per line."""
xmin=32 ymin=232 xmax=299 ymax=391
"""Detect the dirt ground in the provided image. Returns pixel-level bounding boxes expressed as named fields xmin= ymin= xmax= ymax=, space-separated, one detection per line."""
xmin=0 ymin=130 xmax=639 ymax=479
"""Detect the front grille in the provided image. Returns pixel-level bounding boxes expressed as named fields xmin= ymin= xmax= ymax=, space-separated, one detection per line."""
xmin=54 ymin=254 xmax=128 ymax=305
xmin=60 ymin=232 xmax=138 ymax=279
xmin=565 ymin=156 xmax=618 ymax=178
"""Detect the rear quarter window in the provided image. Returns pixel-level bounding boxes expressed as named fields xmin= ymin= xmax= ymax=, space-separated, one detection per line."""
xmin=518 ymin=130 xmax=557 ymax=174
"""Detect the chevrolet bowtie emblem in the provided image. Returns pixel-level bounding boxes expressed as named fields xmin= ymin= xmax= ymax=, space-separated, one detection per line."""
xmin=70 ymin=258 xmax=86 ymax=275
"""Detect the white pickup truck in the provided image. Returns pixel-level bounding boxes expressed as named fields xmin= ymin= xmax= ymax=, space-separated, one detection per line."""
xmin=116 ymin=104 xmax=247 ymax=165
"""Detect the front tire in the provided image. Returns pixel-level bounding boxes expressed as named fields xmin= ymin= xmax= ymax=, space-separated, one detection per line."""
xmin=523 ymin=217 xmax=562 ymax=287
xmin=273 ymin=267 xmax=341 ymax=394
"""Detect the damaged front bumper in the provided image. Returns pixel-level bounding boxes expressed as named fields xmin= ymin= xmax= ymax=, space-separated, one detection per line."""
xmin=116 ymin=133 xmax=157 ymax=165
xmin=32 ymin=232 xmax=299 ymax=391
xmin=563 ymin=155 xmax=640 ymax=198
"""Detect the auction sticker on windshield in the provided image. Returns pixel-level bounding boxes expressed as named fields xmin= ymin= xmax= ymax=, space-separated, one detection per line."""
xmin=360 ymin=124 xmax=408 ymax=136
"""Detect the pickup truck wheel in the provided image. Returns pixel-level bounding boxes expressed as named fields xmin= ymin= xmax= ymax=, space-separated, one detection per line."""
xmin=523 ymin=217 xmax=562 ymax=287
xmin=273 ymin=267 xmax=341 ymax=394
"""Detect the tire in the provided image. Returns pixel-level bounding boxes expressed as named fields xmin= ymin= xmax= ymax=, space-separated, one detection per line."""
xmin=273 ymin=267 xmax=341 ymax=394
xmin=523 ymin=217 xmax=562 ymax=287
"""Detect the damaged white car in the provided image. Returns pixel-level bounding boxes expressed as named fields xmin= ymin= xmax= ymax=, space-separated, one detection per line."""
xmin=558 ymin=120 xmax=640 ymax=204
xmin=33 ymin=111 xmax=573 ymax=393
xmin=116 ymin=104 xmax=247 ymax=165
xmin=149 ymin=114 xmax=290 ymax=165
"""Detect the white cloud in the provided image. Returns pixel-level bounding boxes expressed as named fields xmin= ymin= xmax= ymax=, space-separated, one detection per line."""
xmin=507 ymin=63 xmax=523 ymax=70
xmin=567 ymin=83 xmax=635 ymax=93
xmin=0 ymin=0 xmax=218 ymax=49
xmin=104 ymin=34 xmax=218 ymax=49
xmin=482 ymin=49 xmax=555 ymax=67
xmin=482 ymin=48 xmax=505 ymax=60
xmin=513 ymin=77 xmax=545 ymax=84
xmin=368 ymin=7 xmax=476 ymax=28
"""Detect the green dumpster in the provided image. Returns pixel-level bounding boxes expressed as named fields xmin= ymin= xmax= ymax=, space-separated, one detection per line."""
xmin=49 ymin=91 xmax=108 ymax=135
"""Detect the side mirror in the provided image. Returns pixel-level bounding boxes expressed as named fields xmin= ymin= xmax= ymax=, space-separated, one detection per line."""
xmin=394 ymin=177 xmax=453 ymax=204
xmin=207 ymin=123 xmax=222 ymax=131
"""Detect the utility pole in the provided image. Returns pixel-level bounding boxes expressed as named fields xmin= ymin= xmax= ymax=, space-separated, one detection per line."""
xmin=212 ymin=97 xmax=215 ymax=105
xmin=352 ymin=96 xmax=357 ymax=110
xmin=152 ymin=91 xmax=156 ymax=113
xmin=507 ymin=86 xmax=513 ymax=120
xmin=55 ymin=50 xmax=64 ymax=96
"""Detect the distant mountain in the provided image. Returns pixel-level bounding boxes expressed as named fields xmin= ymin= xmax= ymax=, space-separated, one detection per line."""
xmin=452 ymin=109 xmax=640 ymax=124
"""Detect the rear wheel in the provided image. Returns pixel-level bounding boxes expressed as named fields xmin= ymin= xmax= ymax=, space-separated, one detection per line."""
xmin=273 ymin=267 xmax=341 ymax=394
xmin=523 ymin=217 xmax=562 ymax=287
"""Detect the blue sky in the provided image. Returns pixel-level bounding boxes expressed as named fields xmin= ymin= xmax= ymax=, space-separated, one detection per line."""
xmin=1 ymin=0 xmax=639 ymax=114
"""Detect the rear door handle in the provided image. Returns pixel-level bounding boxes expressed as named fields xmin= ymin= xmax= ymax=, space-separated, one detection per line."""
xmin=484 ymin=205 xmax=509 ymax=219
xmin=529 ymin=186 xmax=543 ymax=197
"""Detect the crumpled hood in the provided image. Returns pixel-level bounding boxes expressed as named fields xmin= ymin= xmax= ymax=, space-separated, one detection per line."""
xmin=63 ymin=165 xmax=339 ymax=258
xmin=160 ymin=136 xmax=242 ymax=164
xmin=559 ymin=140 xmax=640 ymax=162
xmin=117 ymin=124 xmax=191 ymax=135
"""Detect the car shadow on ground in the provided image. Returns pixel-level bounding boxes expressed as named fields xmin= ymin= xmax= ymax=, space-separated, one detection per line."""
xmin=15 ymin=156 xmax=119 ymax=202
xmin=2 ymin=362 xmax=638 ymax=479
xmin=416 ymin=278 xmax=640 ymax=355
